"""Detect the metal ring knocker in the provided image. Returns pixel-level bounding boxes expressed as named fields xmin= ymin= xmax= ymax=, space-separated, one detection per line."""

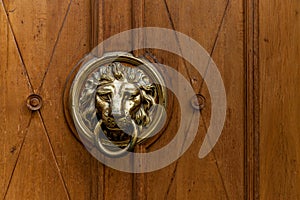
xmin=69 ymin=52 xmax=167 ymax=157
xmin=94 ymin=120 xmax=138 ymax=156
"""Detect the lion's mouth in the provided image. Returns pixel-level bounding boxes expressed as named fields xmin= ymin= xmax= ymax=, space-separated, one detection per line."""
xmin=101 ymin=119 xmax=134 ymax=141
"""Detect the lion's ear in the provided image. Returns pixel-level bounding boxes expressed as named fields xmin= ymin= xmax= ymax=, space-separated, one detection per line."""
xmin=141 ymin=84 xmax=157 ymax=100
xmin=139 ymin=84 xmax=157 ymax=114
xmin=149 ymin=84 xmax=157 ymax=99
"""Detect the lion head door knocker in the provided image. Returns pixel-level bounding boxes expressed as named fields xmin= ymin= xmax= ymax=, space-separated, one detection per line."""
xmin=67 ymin=52 xmax=167 ymax=157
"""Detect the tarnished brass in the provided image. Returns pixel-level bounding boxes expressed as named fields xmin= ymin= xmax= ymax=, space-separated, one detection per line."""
xmin=27 ymin=94 xmax=43 ymax=111
xmin=69 ymin=52 xmax=166 ymax=156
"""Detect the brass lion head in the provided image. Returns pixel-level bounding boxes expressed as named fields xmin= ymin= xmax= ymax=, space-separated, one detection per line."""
xmin=95 ymin=62 xmax=157 ymax=142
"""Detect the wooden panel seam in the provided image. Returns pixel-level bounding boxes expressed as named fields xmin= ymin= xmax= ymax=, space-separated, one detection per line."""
xmin=244 ymin=0 xmax=260 ymax=199
xmin=90 ymin=1 xmax=105 ymax=200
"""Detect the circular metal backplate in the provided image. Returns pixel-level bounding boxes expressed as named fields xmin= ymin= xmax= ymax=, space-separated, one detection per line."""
xmin=68 ymin=52 xmax=167 ymax=150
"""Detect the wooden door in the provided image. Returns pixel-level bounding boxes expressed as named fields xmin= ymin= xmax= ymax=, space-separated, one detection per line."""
xmin=0 ymin=0 xmax=299 ymax=199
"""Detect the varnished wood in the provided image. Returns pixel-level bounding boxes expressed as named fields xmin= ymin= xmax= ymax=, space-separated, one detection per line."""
xmin=141 ymin=0 xmax=246 ymax=199
xmin=259 ymin=0 xmax=300 ymax=199
xmin=0 ymin=0 xmax=251 ymax=199
xmin=4 ymin=113 xmax=69 ymax=200
xmin=39 ymin=0 xmax=98 ymax=198
xmin=0 ymin=3 xmax=32 ymax=198
xmin=133 ymin=145 xmax=146 ymax=200
xmin=245 ymin=0 xmax=260 ymax=199
xmin=2 ymin=0 xmax=72 ymax=91
xmin=1 ymin=0 xmax=97 ymax=199
xmin=2 ymin=0 xmax=299 ymax=199
xmin=131 ymin=0 xmax=145 ymax=56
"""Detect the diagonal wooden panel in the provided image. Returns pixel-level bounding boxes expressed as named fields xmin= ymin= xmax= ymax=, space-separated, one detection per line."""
xmin=172 ymin=123 xmax=229 ymax=200
xmin=0 ymin=2 xmax=32 ymax=198
xmin=4 ymin=113 xmax=69 ymax=200
xmin=145 ymin=119 xmax=229 ymax=200
xmin=164 ymin=0 xmax=228 ymax=54
xmin=196 ymin=1 xmax=245 ymax=199
xmin=39 ymin=0 xmax=104 ymax=199
xmin=140 ymin=0 xmax=241 ymax=199
xmin=161 ymin=0 xmax=229 ymax=96
xmin=141 ymin=1 xmax=245 ymax=199
xmin=2 ymin=0 xmax=71 ymax=90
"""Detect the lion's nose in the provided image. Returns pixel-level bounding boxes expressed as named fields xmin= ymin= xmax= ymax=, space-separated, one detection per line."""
xmin=111 ymin=107 xmax=127 ymax=122
xmin=111 ymin=109 xmax=122 ymax=116
xmin=111 ymin=96 xmax=123 ymax=115
xmin=111 ymin=103 xmax=123 ymax=117
xmin=111 ymin=113 xmax=123 ymax=121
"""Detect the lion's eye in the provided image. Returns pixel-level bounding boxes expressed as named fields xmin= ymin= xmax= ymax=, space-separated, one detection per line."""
xmin=99 ymin=94 xmax=111 ymax=101
xmin=130 ymin=95 xmax=138 ymax=100
xmin=127 ymin=93 xmax=139 ymax=100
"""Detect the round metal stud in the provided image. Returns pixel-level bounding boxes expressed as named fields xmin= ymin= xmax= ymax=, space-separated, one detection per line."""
xmin=27 ymin=94 xmax=43 ymax=111
xmin=191 ymin=94 xmax=206 ymax=110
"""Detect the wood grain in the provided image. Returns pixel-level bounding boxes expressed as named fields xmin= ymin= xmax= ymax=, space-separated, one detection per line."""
xmin=4 ymin=0 xmax=300 ymax=199
xmin=141 ymin=0 xmax=246 ymax=199
xmin=2 ymin=0 xmax=72 ymax=90
xmin=259 ymin=0 xmax=300 ymax=199
xmin=203 ymin=1 xmax=245 ymax=199
xmin=0 ymin=3 xmax=32 ymax=198
xmin=100 ymin=0 xmax=132 ymax=54
xmin=40 ymin=0 xmax=101 ymax=199
xmin=4 ymin=113 xmax=69 ymax=200
xmin=245 ymin=0 xmax=260 ymax=199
